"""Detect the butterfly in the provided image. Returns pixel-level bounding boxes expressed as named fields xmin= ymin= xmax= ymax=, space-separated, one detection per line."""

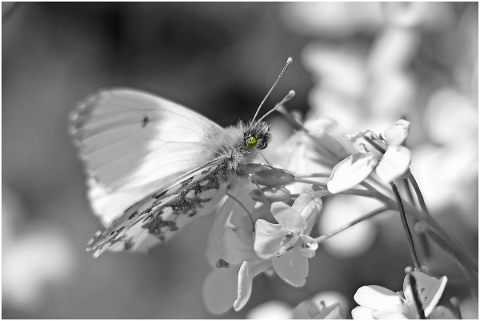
xmin=70 ymin=59 xmax=294 ymax=258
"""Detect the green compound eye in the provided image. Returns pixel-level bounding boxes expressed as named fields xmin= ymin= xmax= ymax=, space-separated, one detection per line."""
xmin=245 ymin=136 xmax=258 ymax=149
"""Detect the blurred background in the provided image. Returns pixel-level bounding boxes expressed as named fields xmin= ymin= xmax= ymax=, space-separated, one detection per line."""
xmin=2 ymin=2 xmax=477 ymax=318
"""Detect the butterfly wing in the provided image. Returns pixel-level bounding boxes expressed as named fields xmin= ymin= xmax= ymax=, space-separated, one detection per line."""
xmin=70 ymin=88 xmax=223 ymax=224
xmin=87 ymin=160 xmax=228 ymax=258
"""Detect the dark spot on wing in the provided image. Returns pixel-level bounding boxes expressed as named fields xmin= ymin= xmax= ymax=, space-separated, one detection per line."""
xmin=216 ymin=259 xmax=230 ymax=268
xmin=142 ymin=116 xmax=149 ymax=127
xmin=124 ymin=237 xmax=135 ymax=250
xmin=128 ymin=211 xmax=139 ymax=220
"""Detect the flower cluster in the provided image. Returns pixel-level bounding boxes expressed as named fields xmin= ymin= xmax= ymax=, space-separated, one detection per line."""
xmin=194 ymin=3 xmax=478 ymax=317
xmin=327 ymin=119 xmax=411 ymax=193
xmin=202 ymin=165 xmax=329 ymax=313
xmin=199 ymin=116 xmax=474 ymax=318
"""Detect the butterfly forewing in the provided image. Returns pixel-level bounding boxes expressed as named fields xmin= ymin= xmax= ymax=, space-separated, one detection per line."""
xmin=86 ymin=160 xmax=229 ymax=258
xmin=70 ymin=89 xmax=223 ymax=224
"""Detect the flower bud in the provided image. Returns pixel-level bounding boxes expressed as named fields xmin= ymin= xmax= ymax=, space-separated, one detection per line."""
xmin=383 ymin=119 xmax=410 ymax=146
xmin=249 ymin=187 xmax=291 ymax=203
xmin=251 ymin=168 xmax=294 ymax=187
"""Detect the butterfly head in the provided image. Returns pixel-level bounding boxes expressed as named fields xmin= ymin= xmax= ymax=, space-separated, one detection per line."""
xmin=244 ymin=120 xmax=271 ymax=151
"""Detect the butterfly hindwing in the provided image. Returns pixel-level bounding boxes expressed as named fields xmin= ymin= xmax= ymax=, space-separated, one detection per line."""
xmin=87 ymin=161 xmax=229 ymax=258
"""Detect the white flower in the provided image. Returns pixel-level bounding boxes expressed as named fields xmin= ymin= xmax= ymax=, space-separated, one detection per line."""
xmin=352 ymin=271 xmax=449 ymax=319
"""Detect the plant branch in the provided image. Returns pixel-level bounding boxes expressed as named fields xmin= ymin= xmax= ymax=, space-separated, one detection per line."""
xmin=408 ymin=173 xmax=478 ymax=275
xmin=315 ymin=207 xmax=388 ymax=243
xmin=391 ymin=182 xmax=422 ymax=270
xmin=314 ymin=181 xmax=477 ymax=279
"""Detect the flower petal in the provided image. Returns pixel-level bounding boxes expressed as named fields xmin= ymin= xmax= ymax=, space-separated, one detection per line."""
xmin=375 ymin=145 xmax=411 ymax=183
xmin=202 ymin=265 xmax=240 ymax=314
xmin=383 ymin=119 xmax=410 ymax=146
xmin=272 ymin=247 xmax=308 ymax=287
xmin=372 ymin=309 xmax=408 ymax=319
xmin=327 ymin=153 xmax=379 ymax=193
xmin=351 ymin=306 xmax=376 ymax=319
xmin=254 ymin=219 xmax=288 ymax=259
xmin=354 ymin=285 xmax=403 ymax=311
xmin=222 ymin=228 xmax=257 ymax=265
xmin=205 ymin=183 xmax=255 ymax=267
xmin=233 ymin=259 xmax=273 ymax=311
xmin=271 ymin=202 xmax=307 ymax=232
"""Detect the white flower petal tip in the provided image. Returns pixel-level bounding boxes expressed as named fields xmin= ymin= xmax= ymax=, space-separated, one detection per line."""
xmin=354 ymin=285 xmax=403 ymax=311
xmin=376 ymin=145 xmax=411 ymax=183
xmin=351 ymin=306 xmax=376 ymax=319
xmin=233 ymin=260 xmax=272 ymax=311
xmin=327 ymin=153 xmax=379 ymax=193
xmin=384 ymin=119 xmax=410 ymax=146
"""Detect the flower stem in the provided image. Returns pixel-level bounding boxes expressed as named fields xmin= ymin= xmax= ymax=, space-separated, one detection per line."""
xmin=407 ymin=173 xmax=429 ymax=216
xmin=407 ymin=273 xmax=426 ymax=319
xmin=450 ymin=297 xmax=463 ymax=319
xmin=292 ymin=177 xmax=327 ymax=188
xmin=391 ymin=182 xmax=422 ymax=270
xmin=403 ymin=202 xmax=478 ymax=278
xmin=422 ymin=224 xmax=478 ymax=299
xmin=295 ymin=173 xmax=331 ymax=179
xmin=408 ymin=173 xmax=478 ymax=276
xmin=321 ymin=183 xmax=478 ymax=279
xmin=315 ymin=207 xmax=387 ymax=243
xmin=413 ymin=222 xmax=432 ymax=263
xmin=402 ymin=175 xmax=431 ymax=261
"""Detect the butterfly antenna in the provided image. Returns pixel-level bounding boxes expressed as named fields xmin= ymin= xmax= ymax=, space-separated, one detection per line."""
xmin=252 ymin=57 xmax=293 ymax=122
xmin=257 ymin=90 xmax=295 ymax=123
